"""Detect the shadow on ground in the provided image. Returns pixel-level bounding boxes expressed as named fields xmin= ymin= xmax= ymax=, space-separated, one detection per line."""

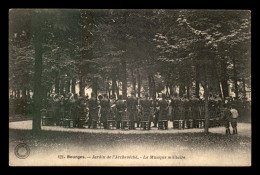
xmin=9 ymin=126 xmax=251 ymax=166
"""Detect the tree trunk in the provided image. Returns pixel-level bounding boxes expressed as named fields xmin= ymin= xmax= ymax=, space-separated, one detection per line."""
xmin=204 ymin=83 xmax=209 ymax=134
xmin=42 ymin=87 xmax=47 ymax=99
xmin=131 ymin=69 xmax=136 ymax=96
xmin=195 ymin=65 xmax=200 ymax=98
xmin=105 ymin=80 xmax=108 ymax=96
xmin=92 ymin=77 xmax=98 ymax=99
xmin=242 ymin=78 xmax=246 ymax=98
xmin=55 ymin=75 xmax=60 ymax=94
xmin=49 ymin=85 xmax=53 ymax=94
xmin=66 ymin=79 xmax=71 ymax=93
xmin=179 ymin=84 xmax=185 ymax=97
xmin=169 ymin=84 xmax=172 ymax=97
xmin=72 ymin=78 xmax=76 ymax=94
xmin=14 ymin=90 xmax=17 ymax=99
xmin=26 ymin=89 xmax=30 ymax=98
xmin=17 ymin=89 xmax=20 ymax=98
xmin=121 ymin=59 xmax=127 ymax=99
xmin=116 ymin=81 xmax=120 ymax=98
xmin=32 ymin=29 xmax=43 ymax=131
xmin=217 ymin=81 xmax=223 ymax=98
xmin=104 ymin=78 xmax=108 ymax=96
xmin=79 ymin=76 xmax=82 ymax=96
xmin=47 ymin=84 xmax=51 ymax=96
xmin=220 ymin=58 xmax=229 ymax=98
xmin=79 ymin=75 xmax=85 ymax=97
xmin=179 ymin=69 xmax=186 ymax=97
xmin=186 ymin=85 xmax=190 ymax=98
xmin=151 ymin=75 xmax=156 ymax=99
xmin=211 ymin=57 xmax=223 ymax=98
xmin=195 ymin=81 xmax=200 ymax=98
xmin=232 ymin=56 xmax=239 ymax=99
xmin=22 ymin=89 xmax=26 ymax=99
xmin=202 ymin=64 xmax=209 ymax=134
xmin=137 ymin=70 xmax=141 ymax=98
xmin=166 ymin=85 xmax=169 ymax=97
xmin=148 ymin=75 xmax=152 ymax=98
xmin=112 ymin=76 xmax=116 ymax=97
xmin=60 ymin=79 xmax=65 ymax=95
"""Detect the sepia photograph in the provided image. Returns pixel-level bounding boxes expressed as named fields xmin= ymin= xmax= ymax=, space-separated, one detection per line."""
xmin=9 ymin=9 xmax=251 ymax=166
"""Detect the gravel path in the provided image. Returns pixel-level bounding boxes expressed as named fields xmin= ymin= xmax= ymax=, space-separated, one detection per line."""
xmin=9 ymin=121 xmax=251 ymax=166
xmin=9 ymin=120 xmax=251 ymax=137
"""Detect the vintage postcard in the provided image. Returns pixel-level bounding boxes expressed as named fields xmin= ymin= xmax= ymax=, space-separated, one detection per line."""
xmin=9 ymin=9 xmax=251 ymax=166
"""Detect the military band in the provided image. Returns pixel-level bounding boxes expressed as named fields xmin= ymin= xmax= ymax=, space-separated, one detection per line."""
xmin=115 ymin=95 xmax=127 ymax=129
xmin=139 ymin=93 xmax=153 ymax=130
xmin=100 ymin=94 xmax=110 ymax=129
xmin=26 ymin=90 xmax=248 ymax=130
xmin=126 ymin=92 xmax=138 ymax=129
xmin=88 ymin=93 xmax=99 ymax=129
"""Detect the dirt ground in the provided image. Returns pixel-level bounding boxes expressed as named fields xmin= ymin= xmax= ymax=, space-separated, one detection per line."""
xmin=9 ymin=121 xmax=251 ymax=166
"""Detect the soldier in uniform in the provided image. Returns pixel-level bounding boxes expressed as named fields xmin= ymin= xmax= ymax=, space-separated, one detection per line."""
xmin=140 ymin=93 xmax=153 ymax=130
xmin=100 ymin=94 xmax=111 ymax=129
xmin=69 ymin=94 xmax=77 ymax=127
xmin=243 ymin=97 xmax=251 ymax=122
xmin=88 ymin=93 xmax=99 ymax=129
xmin=158 ymin=93 xmax=169 ymax=129
xmin=59 ymin=95 xmax=65 ymax=123
xmin=127 ymin=91 xmax=138 ymax=130
xmin=61 ymin=93 xmax=72 ymax=127
xmin=136 ymin=97 xmax=142 ymax=128
xmin=182 ymin=94 xmax=190 ymax=129
xmin=115 ymin=95 xmax=127 ymax=129
xmin=63 ymin=94 xmax=70 ymax=114
xmin=84 ymin=95 xmax=90 ymax=123
xmin=53 ymin=94 xmax=61 ymax=125
xmin=191 ymin=95 xmax=200 ymax=128
xmin=16 ymin=96 xmax=22 ymax=114
xmin=208 ymin=94 xmax=215 ymax=128
xmin=25 ymin=95 xmax=33 ymax=116
xmin=198 ymin=98 xmax=205 ymax=128
xmin=45 ymin=94 xmax=53 ymax=122
xmin=76 ymin=97 xmax=87 ymax=128
xmin=215 ymin=95 xmax=222 ymax=126
xmin=171 ymin=93 xmax=181 ymax=129
xmin=109 ymin=95 xmax=117 ymax=122
xmin=178 ymin=96 xmax=184 ymax=129
xmin=10 ymin=95 xmax=15 ymax=117
xmin=20 ymin=95 xmax=27 ymax=115
xmin=153 ymin=98 xmax=160 ymax=127
xmin=221 ymin=103 xmax=232 ymax=135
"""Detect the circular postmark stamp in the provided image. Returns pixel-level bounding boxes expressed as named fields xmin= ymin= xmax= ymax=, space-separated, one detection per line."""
xmin=14 ymin=143 xmax=30 ymax=159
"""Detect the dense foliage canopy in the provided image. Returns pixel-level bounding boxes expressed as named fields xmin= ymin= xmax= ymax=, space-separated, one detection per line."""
xmin=9 ymin=9 xmax=251 ymax=131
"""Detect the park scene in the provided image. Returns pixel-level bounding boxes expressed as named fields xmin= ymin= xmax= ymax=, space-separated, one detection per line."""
xmin=9 ymin=9 xmax=251 ymax=166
